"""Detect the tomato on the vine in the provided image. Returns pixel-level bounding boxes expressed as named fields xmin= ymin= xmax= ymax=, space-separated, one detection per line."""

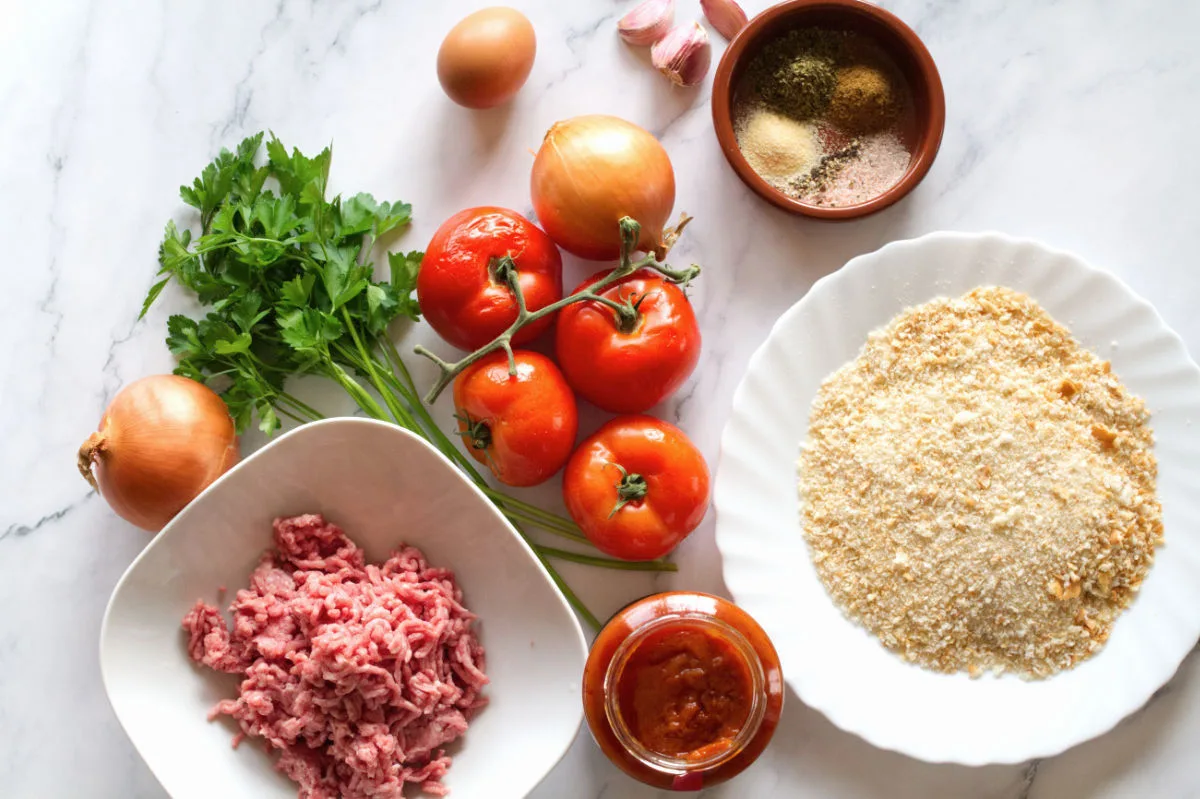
xmin=453 ymin=350 xmax=578 ymax=487
xmin=418 ymin=207 xmax=563 ymax=351
xmin=554 ymin=269 xmax=700 ymax=413
xmin=562 ymin=415 xmax=709 ymax=560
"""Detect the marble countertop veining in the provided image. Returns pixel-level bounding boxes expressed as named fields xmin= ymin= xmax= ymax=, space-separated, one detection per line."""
xmin=3 ymin=0 xmax=1199 ymax=796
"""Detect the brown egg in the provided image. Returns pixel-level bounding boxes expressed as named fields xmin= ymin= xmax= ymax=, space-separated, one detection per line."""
xmin=437 ymin=7 xmax=537 ymax=110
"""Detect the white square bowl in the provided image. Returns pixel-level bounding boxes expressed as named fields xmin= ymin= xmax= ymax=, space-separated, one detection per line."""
xmin=100 ymin=417 xmax=587 ymax=798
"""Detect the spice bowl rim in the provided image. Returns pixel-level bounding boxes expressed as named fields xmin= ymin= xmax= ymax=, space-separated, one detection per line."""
xmin=711 ymin=0 xmax=946 ymax=220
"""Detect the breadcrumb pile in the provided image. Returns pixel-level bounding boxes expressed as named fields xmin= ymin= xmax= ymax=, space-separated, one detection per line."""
xmin=799 ymin=287 xmax=1162 ymax=678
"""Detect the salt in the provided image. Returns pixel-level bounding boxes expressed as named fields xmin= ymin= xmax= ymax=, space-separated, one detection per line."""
xmin=799 ymin=131 xmax=910 ymax=207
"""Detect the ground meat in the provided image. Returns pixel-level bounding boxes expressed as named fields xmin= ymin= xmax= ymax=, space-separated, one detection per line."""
xmin=183 ymin=514 xmax=487 ymax=798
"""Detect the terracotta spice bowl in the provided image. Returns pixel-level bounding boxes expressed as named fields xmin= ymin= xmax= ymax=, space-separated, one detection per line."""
xmin=711 ymin=0 xmax=946 ymax=220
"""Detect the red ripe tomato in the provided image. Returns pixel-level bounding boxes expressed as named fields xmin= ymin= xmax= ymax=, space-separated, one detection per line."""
xmin=453 ymin=350 xmax=578 ymax=487
xmin=418 ymin=207 xmax=563 ymax=351
xmin=555 ymin=269 xmax=700 ymax=414
xmin=563 ymin=415 xmax=709 ymax=560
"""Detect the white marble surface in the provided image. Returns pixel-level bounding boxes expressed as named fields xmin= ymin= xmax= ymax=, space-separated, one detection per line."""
xmin=3 ymin=0 xmax=1199 ymax=796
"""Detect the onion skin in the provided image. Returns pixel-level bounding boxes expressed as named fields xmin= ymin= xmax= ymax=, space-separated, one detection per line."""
xmin=531 ymin=115 xmax=675 ymax=261
xmin=77 ymin=375 xmax=239 ymax=532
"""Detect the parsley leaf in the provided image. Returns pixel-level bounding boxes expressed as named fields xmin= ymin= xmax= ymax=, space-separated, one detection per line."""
xmin=139 ymin=277 xmax=171 ymax=320
xmin=180 ymin=132 xmax=264 ymax=229
xmin=388 ymin=250 xmax=423 ymax=321
xmin=266 ymin=134 xmax=330 ymax=208
xmin=166 ymin=315 xmax=203 ymax=357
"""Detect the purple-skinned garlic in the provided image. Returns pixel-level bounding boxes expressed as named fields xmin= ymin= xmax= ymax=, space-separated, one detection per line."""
xmin=700 ymin=0 xmax=749 ymax=40
xmin=618 ymin=0 xmax=675 ymax=46
xmin=651 ymin=21 xmax=711 ymax=87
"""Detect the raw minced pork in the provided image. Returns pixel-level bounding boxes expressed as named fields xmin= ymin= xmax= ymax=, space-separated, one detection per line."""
xmin=183 ymin=514 xmax=487 ymax=797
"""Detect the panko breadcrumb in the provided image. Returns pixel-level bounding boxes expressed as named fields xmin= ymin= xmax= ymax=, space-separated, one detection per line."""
xmin=799 ymin=287 xmax=1161 ymax=679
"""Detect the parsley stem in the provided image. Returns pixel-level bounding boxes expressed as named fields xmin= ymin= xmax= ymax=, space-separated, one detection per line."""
xmin=534 ymin=546 xmax=601 ymax=631
xmin=375 ymin=340 xmax=488 ymax=479
xmin=374 ymin=336 xmax=599 ymax=543
xmin=338 ymin=308 xmax=422 ymax=433
xmin=478 ymin=487 xmax=585 ymax=538
xmin=382 ymin=339 xmax=579 ymax=535
xmin=326 ymin=361 xmax=390 ymax=421
xmin=496 ymin=502 xmax=591 ymax=545
xmin=275 ymin=406 xmax=308 ymax=425
xmin=374 ymin=350 xmax=578 ymax=535
xmin=536 ymin=545 xmax=677 ymax=572
xmin=277 ymin=391 xmax=323 ymax=421
xmin=378 ymin=339 xmax=476 ymax=464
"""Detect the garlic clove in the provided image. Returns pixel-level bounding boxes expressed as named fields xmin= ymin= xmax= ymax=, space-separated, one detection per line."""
xmin=617 ymin=0 xmax=675 ymax=47
xmin=700 ymin=0 xmax=749 ymax=40
xmin=651 ymin=21 xmax=711 ymax=87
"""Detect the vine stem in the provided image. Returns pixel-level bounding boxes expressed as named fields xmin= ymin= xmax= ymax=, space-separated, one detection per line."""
xmin=413 ymin=216 xmax=701 ymax=404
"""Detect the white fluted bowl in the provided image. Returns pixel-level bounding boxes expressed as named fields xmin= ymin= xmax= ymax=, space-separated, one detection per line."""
xmin=715 ymin=232 xmax=1200 ymax=764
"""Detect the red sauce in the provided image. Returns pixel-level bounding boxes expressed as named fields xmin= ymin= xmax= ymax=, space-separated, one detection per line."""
xmin=583 ymin=592 xmax=784 ymax=791
xmin=616 ymin=622 xmax=754 ymax=757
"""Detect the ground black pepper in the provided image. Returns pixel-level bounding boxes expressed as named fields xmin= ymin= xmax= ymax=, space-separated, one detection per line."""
xmin=790 ymin=138 xmax=861 ymax=195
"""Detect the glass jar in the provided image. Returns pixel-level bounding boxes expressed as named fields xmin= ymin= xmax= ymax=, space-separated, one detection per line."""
xmin=582 ymin=591 xmax=784 ymax=791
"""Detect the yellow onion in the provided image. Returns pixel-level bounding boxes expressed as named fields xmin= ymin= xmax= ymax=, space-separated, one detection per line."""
xmin=531 ymin=114 xmax=676 ymax=261
xmin=77 ymin=374 xmax=239 ymax=531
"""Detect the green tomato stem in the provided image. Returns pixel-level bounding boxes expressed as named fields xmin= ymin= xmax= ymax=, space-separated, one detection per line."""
xmin=413 ymin=216 xmax=701 ymax=404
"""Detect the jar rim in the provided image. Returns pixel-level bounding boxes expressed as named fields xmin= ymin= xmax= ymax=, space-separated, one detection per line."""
xmin=601 ymin=611 xmax=768 ymax=775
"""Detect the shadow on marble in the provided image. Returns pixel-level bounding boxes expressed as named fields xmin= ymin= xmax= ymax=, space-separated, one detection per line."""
xmin=429 ymin=98 xmax=519 ymax=192
xmin=1027 ymin=643 xmax=1200 ymax=798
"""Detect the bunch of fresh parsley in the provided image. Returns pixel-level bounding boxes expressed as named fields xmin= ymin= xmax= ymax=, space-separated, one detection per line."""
xmin=143 ymin=132 xmax=422 ymax=435
xmin=142 ymin=132 xmax=674 ymax=629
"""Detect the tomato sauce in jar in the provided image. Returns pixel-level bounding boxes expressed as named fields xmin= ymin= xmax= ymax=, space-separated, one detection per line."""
xmin=583 ymin=592 xmax=784 ymax=790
